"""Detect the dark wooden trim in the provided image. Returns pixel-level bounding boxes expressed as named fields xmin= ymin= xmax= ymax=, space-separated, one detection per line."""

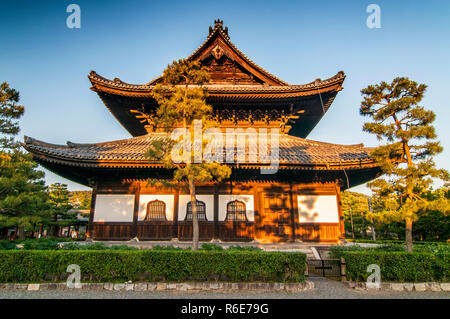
xmin=213 ymin=185 xmax=219 ymax=238
xmin=253 ymin=185 xmax=262 ymax=240
xmin=87 ymin=186 xmax=97 ymax=239
xmin=335 ymin=182 xmax=345 ymax=238
xmin=132 ymin=184 xmax=140 ymax=238
xmin=173 ymin=188 xmax=179 ymax=238
xmin=288 ymin=183 xmax=296 ymax=242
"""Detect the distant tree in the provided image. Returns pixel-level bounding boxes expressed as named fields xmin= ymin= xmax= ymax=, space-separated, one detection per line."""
xmin=146 ymin=59 xmax=231 ymax=250
xmin=360 ymin=77 xmax=450 ymax=251
xmin=0 ymin=152 xmax=50 ymax=239
xmin=0 ymin=82 xmax=50 ymax=239
xmin=0 ymin=82 xmax=24 ymax=149
xmin=69 ymin=191 xmax=91 ymax=209
xmin=48 ymin=183 xmax=77 ymax=237
xmin=341 ymin=191 xmax=370 ymax=239
xmin=413 ymin=187 xmax=450 ymax=241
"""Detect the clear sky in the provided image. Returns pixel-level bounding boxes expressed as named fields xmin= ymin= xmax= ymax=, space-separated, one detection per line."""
xmin=1 ymin=0 xmax=449 ymax=194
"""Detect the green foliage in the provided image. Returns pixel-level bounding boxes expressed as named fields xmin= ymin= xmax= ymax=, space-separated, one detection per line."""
xmin=151 ymin=59 xmax=211 ymax=130
xmin=47 ymin=183 xmax=77 ymax=235
xmin=0 ymin=82 xmax=50 ymax=239
xmin=341 ymin=191 xmax=371 ymax=238
xmin=146 ymin=59 xmax=232 ymax=250
xmin=200 ymin=243 xmax=224 ymax=251
xmin=150 ymin=244 xmax=262 ymax=251
xmin=0 ymin=240 xmax=17 ymax=250
xmin=227 ymin=245 xmax=262 ymax=251
xmin=60 ymin=243 xmax=138 ymax=251
xmin=330 ymin=242 xmax=450 ymax=258
xmin=151 ymin=245 xmax=187 ymax=251
xmin=0 ymin=250 xmax=306 ymax=283
xmin=0 ymin=82 xmax=24 ymax=149
xmin=22 ymin=239 xmax=59 ymax=250
xmin=0 ymin=151 xmax=50 ymax=238
xmin=360 ymin=77 xmax=450 ymax=250
xmin=338 ymin=251 xmax=449 ymax=282
xmin=68 ymin=191 xmax=91 ymax=210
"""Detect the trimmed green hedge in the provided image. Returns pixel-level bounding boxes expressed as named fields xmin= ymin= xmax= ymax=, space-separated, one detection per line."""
xmin=0 ymin=250 xmax=306 ymax=283
xmin=340 ymin=251 xmax=449 ymax=282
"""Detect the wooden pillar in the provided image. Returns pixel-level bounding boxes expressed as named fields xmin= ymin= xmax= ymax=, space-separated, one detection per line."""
xmin=288 ymin=183 xmax=297 ymax=241
xmin=335 ymin=181 xmax=345 ymax=238
xmin=132 ymin=183 xmax=141 ymax=239
xmin=213 ymin=185 xmax=219 ymax=239
xmin=87 ymin=185 xmax=97 ymax=240
xmin=173 ymin=188 xmax=179 ymax=238
xmin=253 ymin=184 xmax=261 ymax=240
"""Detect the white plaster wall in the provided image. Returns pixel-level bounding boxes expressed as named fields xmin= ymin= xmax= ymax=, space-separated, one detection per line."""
xmin=297 ymin=195 xmax=339 ymax=223
xmin=138 ymin=195 xmax=175 ymax=221
xmin=218 ymin=195 xmax=254 ymax=222
xmin=178 ymin=195 xmax=214 ymax=221
xmin=94 ymin=194 xmax=135 ymax=222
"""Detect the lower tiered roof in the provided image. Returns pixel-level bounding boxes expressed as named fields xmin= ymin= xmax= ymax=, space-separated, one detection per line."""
xmin=23 ymin=134 xmax=380 ymax=187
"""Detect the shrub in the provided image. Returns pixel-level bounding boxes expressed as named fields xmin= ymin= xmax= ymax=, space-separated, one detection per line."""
xmin=0 ymin=250 xmax=306 ymax=283
xmin=200 ymin=243 xmax=224 ymax=251
xmin=227 ymin=245 xmax=262 ymax=251
xmin=22 ymin=239 xmax=59 ymax=250
xmin=330 ymin=242 xmax=450 ymax=258
xmin=0 ymin=241 xmax=17 ymax=250
xmin=151 ymin=245 xmax=187 ymax=251
xmin=60 ymin=243 xmax=138 ymax=251
xmin=340 ymin=251 xmax=449 ymax=282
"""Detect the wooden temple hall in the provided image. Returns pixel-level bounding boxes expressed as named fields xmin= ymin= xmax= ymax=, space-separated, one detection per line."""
xmin=24 ymin=20 xmax=380 ymax=243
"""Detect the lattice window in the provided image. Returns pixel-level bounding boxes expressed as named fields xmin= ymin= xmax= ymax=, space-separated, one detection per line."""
xmin=225 ymin=200 xmax=247 ymax=221
xmin=145 ymin=200 xmax=167 ymax=221
xmin=185 ymin=201 xmax=207 ymax=221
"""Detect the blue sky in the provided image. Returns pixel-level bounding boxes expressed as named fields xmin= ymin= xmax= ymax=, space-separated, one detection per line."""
xmin=1 ymin=0 xmax=449 ymax=193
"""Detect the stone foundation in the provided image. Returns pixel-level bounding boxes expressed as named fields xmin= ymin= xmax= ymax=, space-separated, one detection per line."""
xmin=343 ymin=281 xmax=450 ymax=292
xmin=0 ymin=281 xmax=314 ymax=292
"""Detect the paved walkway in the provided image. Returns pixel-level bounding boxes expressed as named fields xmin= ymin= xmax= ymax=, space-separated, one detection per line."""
xmin=1 ymin=278 xmax=448 ymax=299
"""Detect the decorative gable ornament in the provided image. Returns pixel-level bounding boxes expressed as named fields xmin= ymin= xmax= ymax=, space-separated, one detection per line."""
xmin=211 ymin=44 xmax=224 ymax=60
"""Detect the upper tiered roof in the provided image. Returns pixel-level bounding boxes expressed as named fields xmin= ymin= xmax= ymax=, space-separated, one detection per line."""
xmin=88 ymin=19 xmax=346 ymax=138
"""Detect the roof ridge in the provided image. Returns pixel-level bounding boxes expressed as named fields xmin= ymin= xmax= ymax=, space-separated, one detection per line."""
xmin=89 ymin=70 xmax=345 ymax=91
xmin=283 ymin=134 xmax=365 ymax=149
xmin=24 ymin=136 xmax=67 ymax=148
xmin=25 ymin=133 xmax=368 ymax=151
xmin=147 ymin=20 xmax=289 ymax=86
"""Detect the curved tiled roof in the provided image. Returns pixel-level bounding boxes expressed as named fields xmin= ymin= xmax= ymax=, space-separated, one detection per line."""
xmin=88 ymin=70 xmax=345 ymax=98
xmin=23 ymin=133 xmax=376 ymax=170
xmin=88 ymin=20 xmax=345 ymax=97
xmin=149 ymin=19 xmax=288 ymax=86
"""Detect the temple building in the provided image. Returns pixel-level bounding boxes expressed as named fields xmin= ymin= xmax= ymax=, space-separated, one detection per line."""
xmin=24 ymin=20 xmax=380 ymax=242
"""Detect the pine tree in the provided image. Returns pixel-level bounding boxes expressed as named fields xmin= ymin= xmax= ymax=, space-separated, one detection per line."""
xmin=360 ymin=77 xmax=450 ymax=251
xmin=341 ymin=191 xmax=370 ymax=239
xmin=0 ymin=151 xmax=50 ymax=239
xmin=0 ymin=82 xmax=24 ymax=149
xmin=0 ymin=82 xmax=50 ymax=239
xmin=69 ymin=191 xmax=91 ymax=209
xmin=146 ymin=59 xmax=231 ymax=250
xmin=48 ymin=183 xmax=76 ymax=237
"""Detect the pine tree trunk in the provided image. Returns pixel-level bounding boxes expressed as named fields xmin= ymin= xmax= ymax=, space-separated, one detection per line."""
xmin=52 ymin=213 xmax=59 ymax=238
xmin=17 ymin=226 xmax=25 ymax=240
xmin=189 ymin=178 xmax=199 ymax=251
xmin=405 ymin=218 xmax=413 ymax=252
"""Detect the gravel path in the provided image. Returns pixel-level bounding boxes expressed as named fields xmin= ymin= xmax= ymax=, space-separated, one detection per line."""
xmin=0 ymin=277 xmax=448 ymax=299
